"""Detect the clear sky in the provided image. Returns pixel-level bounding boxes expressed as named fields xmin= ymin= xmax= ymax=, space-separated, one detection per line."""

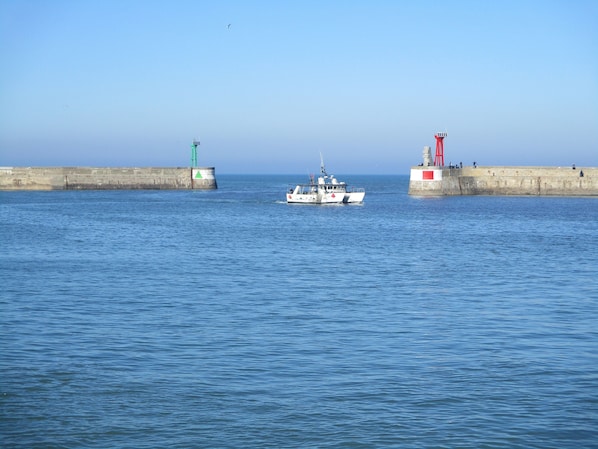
xmin=1 ymin=0 xmax=597 ymax=174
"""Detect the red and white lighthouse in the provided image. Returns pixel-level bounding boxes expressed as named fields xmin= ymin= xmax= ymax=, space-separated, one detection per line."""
xmin=434 ymin=132 xmax=447 ymax=167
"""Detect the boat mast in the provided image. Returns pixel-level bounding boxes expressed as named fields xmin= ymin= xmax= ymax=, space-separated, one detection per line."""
xmin=320 ymin=152 xmax=328 ymax=176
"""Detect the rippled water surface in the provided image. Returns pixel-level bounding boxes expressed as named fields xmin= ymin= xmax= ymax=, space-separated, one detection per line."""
xmin=2 ymin=175 xmax=597 ymax=448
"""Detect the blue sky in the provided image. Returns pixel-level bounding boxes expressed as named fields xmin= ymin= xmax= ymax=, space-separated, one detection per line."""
xmin=1 ymin=0 xmax=596 ymax=174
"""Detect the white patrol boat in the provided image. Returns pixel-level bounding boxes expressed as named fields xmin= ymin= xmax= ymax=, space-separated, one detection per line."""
xmin=286 ymin=155 xmax=365 ymax=204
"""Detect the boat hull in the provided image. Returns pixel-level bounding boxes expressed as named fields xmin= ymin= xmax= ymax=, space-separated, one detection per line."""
xmin=343 ymin=191 xmax=365 ymax=203
xmin=287 ymin=192 xmax=344 ymax=204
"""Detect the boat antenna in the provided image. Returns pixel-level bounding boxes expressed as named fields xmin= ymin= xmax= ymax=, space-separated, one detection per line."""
xmin=320 ymin=152 xmax=328 ymax=176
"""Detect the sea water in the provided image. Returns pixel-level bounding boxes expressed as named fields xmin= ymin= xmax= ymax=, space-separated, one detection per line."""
xmin=1 ymin=175 xmax=597 ymax=448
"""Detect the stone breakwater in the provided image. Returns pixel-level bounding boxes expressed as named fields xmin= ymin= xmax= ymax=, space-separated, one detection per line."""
xmin=0 ymin=167 xmax=217 ymax=190
xmin=409 ymin=166 xmax=597 ymax=196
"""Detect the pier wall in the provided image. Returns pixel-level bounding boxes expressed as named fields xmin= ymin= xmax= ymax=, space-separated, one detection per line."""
xmin=409 ymin=166 xmax=598 ymax=196
xmin=0 ymin=167 xmax=217 ymax=190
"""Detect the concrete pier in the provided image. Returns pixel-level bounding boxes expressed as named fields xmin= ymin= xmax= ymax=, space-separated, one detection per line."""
xmin=409 ymin=166 xmax=598 ymax=196
xmin=0 ymin=167 xmax=217 ymax=190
